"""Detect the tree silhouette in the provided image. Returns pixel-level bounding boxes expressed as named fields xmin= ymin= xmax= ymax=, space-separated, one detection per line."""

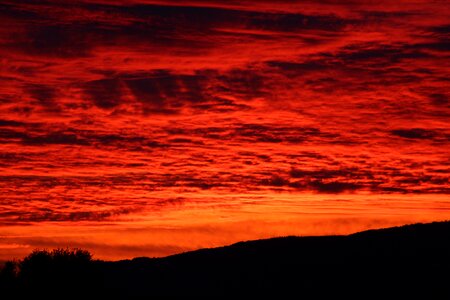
xmin=0 ymin=260 xmax=18 ymax=290
xmin=1 ymin=248 xmax=97 ymax=295
xmin=19 ymin=248 xmax=92 ymax=288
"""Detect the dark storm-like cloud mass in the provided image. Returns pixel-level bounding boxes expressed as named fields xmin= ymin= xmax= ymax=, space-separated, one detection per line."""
xmin=0 ymin=0 xmax=448 ymax=228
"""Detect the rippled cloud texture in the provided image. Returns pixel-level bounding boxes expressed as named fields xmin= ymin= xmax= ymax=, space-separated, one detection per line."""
xmin=0 ymin=0 xmax=449 ymax=260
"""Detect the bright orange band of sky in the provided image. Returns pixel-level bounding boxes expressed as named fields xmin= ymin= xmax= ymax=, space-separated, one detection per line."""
xmin=0 ymin=0 xmax=449 ymax=261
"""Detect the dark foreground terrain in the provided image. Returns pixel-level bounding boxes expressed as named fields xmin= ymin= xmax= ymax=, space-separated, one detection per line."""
xmin=1 ymin=221 xmax=450 ymax=297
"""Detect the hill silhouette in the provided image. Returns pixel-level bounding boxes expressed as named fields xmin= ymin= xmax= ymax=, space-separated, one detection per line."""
xmin=1 ymin=221 xmax=449 ymax=297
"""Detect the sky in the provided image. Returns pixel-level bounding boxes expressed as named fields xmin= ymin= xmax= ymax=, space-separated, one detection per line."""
xmin=0 ymin=0 xmax=449 ymax=261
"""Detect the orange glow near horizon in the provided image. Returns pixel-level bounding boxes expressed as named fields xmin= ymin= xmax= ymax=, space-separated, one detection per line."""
xmin=1 ymin=193 xmax=449 ymax=261
xmin=0 ymin=0 xmax=449 ymax=261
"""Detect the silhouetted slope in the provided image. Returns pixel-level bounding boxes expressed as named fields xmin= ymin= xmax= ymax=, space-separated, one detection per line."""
xmin=97 ymin=221 xmax=450 ymax=297
xmin=2 ymin=221 xmax=450 ymax=297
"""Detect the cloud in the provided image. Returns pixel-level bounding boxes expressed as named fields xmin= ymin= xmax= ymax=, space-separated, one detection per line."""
xmin=124 ymin=71 xmax=208 ymax=112
xmin=266 ymin=60 xmax=328 ymax=74
xmin=336 ymin=44 xmax=430 ymax=70
xmin=391 ymin=128 xmax=436 ymax=139
xmin=290 ymin=168 xmax=359 ymax=179
xmin=14 ymin=207 xmax=137 ymax=223
xmin=2 ymin=1 xmax=354 ymax=64
xmin=82 ymin=78 xmax=124 ymax=109
xmin=25 ymin=84 xmax=57 ymax=105
xmin=260 ymin=175 xmax=289 ymax=187
xmin=309 ymin=180 xmax=361 ymax=193
xmin=0 ymin=120 xmax=26 ymax=127
xmin=79 ymin=68 xmax=268 ymax=113
xmin=24 ymin=24 xmax=94 ymax=57
xmin=0 ymin=128 xmax=27 ymax=140
xmin=428 ymin=93 xmax=448 ymax=106
xmin=22 ymin=132 xmax=89 ymax=146
xmin=215 ymin=69 xmax=267 ymax=98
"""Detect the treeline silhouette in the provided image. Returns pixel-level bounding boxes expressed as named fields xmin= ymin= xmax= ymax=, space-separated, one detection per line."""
xmin=0 ymin=248 xmax=97 ymax=294
xmin=1 ymin=221 xmax=450 ymax=297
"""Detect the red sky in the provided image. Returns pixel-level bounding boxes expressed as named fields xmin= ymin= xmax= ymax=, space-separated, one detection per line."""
xmin=0 ymin=0 xmax=449 ymax=261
